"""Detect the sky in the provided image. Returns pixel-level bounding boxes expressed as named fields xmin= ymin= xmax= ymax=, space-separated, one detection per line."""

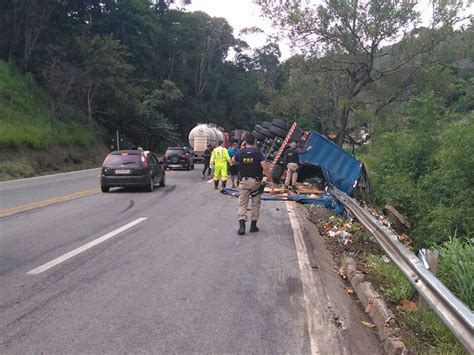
xmin=173 ymin=0 xmax=473 ymax=60
xmin=174 ymin=0 xmax=294 ymax=58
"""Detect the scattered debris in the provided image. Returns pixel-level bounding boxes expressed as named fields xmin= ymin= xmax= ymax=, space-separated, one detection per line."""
xmin=383 ymin=204 xmax=411 ymax=230
xmin=344 ymin=286 xmax=355 ymax=294
xmin=399 ymin=299 xmax=418 ymax=312
xmin=381 ymin=255 xmax=391 ymax=264
xmin=384 ymin=316 xmax=395 ymax=327
xmin=365 ymin=298 xmax=374 ymax=314
xmin=337 ymin=265 xmax=347 ymax=279
xmin=361 ymin=321 xmax=377 ymax=328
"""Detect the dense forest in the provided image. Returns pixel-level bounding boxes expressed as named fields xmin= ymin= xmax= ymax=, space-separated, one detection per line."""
xmin=0 ymin=0 xmax=275 ymax=151
xmin=1 ymin=1 xmax=472 ymax=247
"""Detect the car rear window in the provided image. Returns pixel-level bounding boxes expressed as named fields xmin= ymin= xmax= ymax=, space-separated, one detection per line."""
xmin=105 ymin=154 xmax=142 ymax=166
xmin=166 ymin=149 xmax=185 ymax=155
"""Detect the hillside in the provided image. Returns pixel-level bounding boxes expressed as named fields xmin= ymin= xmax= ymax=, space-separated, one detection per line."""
xmin=0 ymin=61 xmax=106 ymax=180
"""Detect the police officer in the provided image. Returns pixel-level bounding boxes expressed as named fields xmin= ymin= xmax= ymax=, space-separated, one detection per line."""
xmin=210 ymin=140 xmax=231 ymax=190
xmin=232 ymin=134 xmax=273 ymax=235
xmin=284 ymin=142 xmax=300 ymax=190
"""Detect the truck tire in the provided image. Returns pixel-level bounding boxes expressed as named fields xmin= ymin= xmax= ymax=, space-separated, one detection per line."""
xmin=269 ymin=125 xmax=288 ymax=138
xmin=261 ymin=121 xmax=272 ymax=129
xmin=271 ymin=164 xmax=285 ymax=183
xmin=272 ymin=119 xmax=288 ymax=130
xmin=255 ymin=125 xmax=276 ymax=139
xmin=252 ymin=130 xmax=265 ymax=141
xmin=289 ymin=127 xmax=304 ymax=143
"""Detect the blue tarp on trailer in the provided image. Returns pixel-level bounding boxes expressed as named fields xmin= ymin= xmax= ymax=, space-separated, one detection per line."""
xmin=299 ymin=132 xmax=362 ymax=195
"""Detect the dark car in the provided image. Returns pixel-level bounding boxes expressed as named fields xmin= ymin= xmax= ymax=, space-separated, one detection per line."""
xmin=163 ymin=147 xmax=195 ymax=170
xmin=100 ymin=150 xmax=165 ymax=192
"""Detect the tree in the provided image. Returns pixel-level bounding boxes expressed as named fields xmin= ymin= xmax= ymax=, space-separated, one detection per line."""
xmin=257 ymin=0 xmax=469 ymax=145
xmin=0 ymin=0 xmax=57 ymax=69
xmin=75 ymin=34 xmax=134 ymax=123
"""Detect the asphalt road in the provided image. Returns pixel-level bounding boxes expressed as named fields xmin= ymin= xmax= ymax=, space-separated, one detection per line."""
xmin=0 ymin=167 xmax=382 ymax=353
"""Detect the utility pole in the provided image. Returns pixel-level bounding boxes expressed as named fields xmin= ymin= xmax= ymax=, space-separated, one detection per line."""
xmin=116 ymin=130 xmax=120 ymax=150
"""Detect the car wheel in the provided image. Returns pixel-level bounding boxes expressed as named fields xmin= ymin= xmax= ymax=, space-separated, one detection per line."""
xmin=101 ymin=185 xmax=109 ymax=193
xmin=186 ymin=165 xmax=191 ymax=171
xmin=269 ymin=125 xmax=288 ymax=138
xmin=146 ymin=176 xmax=154 ymax=192
xmin=159 ymin=173 xmax=166 ymax=187
xmin=191 ymin=164 xmax=194 ymax=170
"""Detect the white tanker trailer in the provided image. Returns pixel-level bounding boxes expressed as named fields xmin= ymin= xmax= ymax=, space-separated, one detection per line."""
xmin=188 ymin=124 xmax=227 ymax=161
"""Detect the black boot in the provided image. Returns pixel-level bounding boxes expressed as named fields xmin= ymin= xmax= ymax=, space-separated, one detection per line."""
xmin=221 ymin=180 xmax=227 ymax=191
xmin=214 ymin=180 xmax=219 ymax=189
xmin=238 ymin=220 xmax=246 ymax=235
xmin=250 ymin=220 xmax=259 ymax=233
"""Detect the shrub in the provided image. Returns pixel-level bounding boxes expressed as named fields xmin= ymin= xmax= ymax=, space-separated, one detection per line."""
xmin=437 ymin=238 xmax=474 ymax=310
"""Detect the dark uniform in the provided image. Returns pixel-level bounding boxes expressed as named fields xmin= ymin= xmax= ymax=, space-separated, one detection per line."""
xmin=202 ymin=147 xmax=212 ymax=177
xmin=233 ymin=148 xmax=265 ymax=222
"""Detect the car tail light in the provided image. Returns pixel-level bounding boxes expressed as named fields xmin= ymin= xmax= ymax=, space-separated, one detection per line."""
xmin=102 ymin=154 xmax=110 ymax=166
xmin=141 ymin=154 xmax=148 ymax=169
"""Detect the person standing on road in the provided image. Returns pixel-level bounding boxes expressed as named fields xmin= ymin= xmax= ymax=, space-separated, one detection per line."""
xmin=283 ymin=142 xmax=300 ymax=191
xmin=232 ymin=134 xmax=273 ymax=235
xmin=210 ymin=141 xmax=231 ymax=190
xmin=227 ymin=143 xmax=239 ymax=188
xmin=202 ymin=144 xmax=212 ymax=178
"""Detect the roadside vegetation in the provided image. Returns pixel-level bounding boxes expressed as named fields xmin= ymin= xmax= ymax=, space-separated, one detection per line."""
xmin=310 ymin=209 xmax=469 ymax=353
xmin=0 ymin=61 xmax=105 ymax=179
xmin=0 ymin=0 xmax=472 ymax=345
xmin=0 ymin=61 xmax=97 ymax=149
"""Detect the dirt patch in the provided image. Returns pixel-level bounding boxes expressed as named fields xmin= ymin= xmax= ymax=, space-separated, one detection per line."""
xmin=0 ymin=144 xmax=107 ymax=181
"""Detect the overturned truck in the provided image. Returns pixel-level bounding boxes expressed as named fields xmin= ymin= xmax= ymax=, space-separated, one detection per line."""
xmin=270 ymin=131 xmax=370 ymax=196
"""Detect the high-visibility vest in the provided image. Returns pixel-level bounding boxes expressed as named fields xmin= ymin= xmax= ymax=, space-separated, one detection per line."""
xmin=211 ymin=146 xmax=230 ymax=163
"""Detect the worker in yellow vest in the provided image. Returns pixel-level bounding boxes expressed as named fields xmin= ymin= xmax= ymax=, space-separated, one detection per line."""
xmin=210 ymin=140 xmax=231 ymax=190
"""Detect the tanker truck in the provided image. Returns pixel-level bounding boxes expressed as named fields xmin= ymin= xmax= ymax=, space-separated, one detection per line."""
xmin=188 ymin=124 xmax=228 ymax=161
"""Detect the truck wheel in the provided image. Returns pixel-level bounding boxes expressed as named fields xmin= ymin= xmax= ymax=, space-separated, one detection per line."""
xmin=289 ymin=127 xmax=304 ymax=143
xmin=252 ymin=130 xmax=265 ymax=141
xmin=269 ymin=125 xmax=288 ymax=138
xmin=255 ymin=125 xmax=276 ymax=138
xmin=272 ymin=119 xmax=289 ymax=130
xmin=261 ymin=121 xmax=272 ymax=129
xmin=271 ymin=164 xmax=285 ymax=183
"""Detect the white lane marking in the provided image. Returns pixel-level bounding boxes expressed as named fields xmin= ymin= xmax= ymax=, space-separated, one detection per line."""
xmin=27 ymin=217 xmax=147 ymax=275
xmin=286 ymin=202 xmax=349 ymax=355
xmin=286 ymin=202 xmax=320 ymax=355
xmin=0 ymin=167 xmax=101 ymax=184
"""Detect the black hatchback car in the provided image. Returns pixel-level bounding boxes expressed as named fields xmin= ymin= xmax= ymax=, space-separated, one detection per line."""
xmin=163 ymin=147 xmax=195 ymax=170
xmin=100 ymin=150 xmax=165 ymax=192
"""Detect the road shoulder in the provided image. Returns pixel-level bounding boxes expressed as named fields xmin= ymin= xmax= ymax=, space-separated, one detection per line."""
xmin=292 ymin=203 xmax=384 ymax=354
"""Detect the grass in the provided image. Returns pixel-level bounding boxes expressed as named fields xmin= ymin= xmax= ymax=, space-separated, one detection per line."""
xmin=363 ymin=254 xmax=415 ymax=303
xmin=0 ymin=61 xmax=98 ymax=149
xmin=399 ymin=309 xmax=466 ymax=354
xmin=362 ymin=254 xmax=467 ymax=354
xmin=437 ymin=237 xmax=474 ymax=309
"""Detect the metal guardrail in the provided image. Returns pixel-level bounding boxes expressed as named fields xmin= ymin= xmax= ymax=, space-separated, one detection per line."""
xmin=330 ymin=188 xmax=474 ymax=353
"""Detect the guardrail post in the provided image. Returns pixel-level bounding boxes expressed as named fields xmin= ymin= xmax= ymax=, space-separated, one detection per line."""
xmin=419 ymin=249 xmax=439 ymax=308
